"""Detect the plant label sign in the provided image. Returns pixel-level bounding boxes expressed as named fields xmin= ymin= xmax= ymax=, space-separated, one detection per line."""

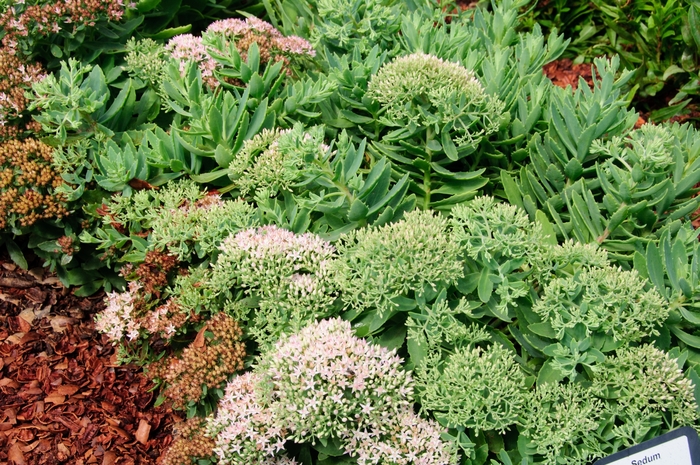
xmin=594 ymin=427 xmax=700 ymax=465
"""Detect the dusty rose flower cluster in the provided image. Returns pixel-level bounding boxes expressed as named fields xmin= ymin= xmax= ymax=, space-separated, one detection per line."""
xmin=0 ymin=50 xmax=44 ymax=139
xmin=207 ymin=319 xmax=457 ymax=465
xmin=161 ymin=312 xmax=246 ymax=409
xmin=166 ymin=16 xmax=315 ymax=88
xmin=0 ymin=0 xmax=129 ymax=55
xmin=165 ymin=34 xmax=219 ymax=89
xmin=205 ymin=17 xmax=315 ymax=60
xmin=162 ymin=417 xmax=217 ymax=465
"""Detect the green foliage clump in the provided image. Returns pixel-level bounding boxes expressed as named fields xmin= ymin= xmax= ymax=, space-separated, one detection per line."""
xmin=518 ymin=382 xmax=605 ymax=465
xmin=124 ymin=38 xmax=168 ymax=89
xmin=592 ymin=345 xmax=699 ymax=447
xmin=416 ymin=342 xmax=529 ymax=434
xmin=519 ymin=346 xmax=699 ymax=464
xmin=452 ymin=196 xmax=546 ymax=262
xmin=310 ymin=0 xmax=406 ymax=57
xmin=84 ymin=178 xmax=257 ymax=267
xmin=333 ymin=209 xmax=463 ymax=318
xmin=407 ymin=292 xmax=489 ymax=352
xmin=228 ymin=125 xmax=325 ymax=197
xmin=451 ymin=196 xmax=545 ymax=321
xmin=533 ymin=267 xmax=668 ymax=344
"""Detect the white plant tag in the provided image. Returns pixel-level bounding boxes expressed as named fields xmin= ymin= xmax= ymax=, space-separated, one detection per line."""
xmin=594 ymin=427 xmax=700 ymax=465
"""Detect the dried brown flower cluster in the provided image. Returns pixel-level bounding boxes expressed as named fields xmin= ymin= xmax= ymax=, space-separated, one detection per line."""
xmin=0 ymin=50 xmax=44 ymax=139
xmin=135 ymin=250 xmax=179 ymax=297
xmin=0 ymin=0 xmax=127 ymax=54
xmin=0 ymin=137 xmax=68 ymax=229
xmin=162 ymin=313 xmax=246 ymax=409
xmin=161 ymin=417 xmax=215 ymax=465
xmin=56 ymin=235 xmax=74 ymax=255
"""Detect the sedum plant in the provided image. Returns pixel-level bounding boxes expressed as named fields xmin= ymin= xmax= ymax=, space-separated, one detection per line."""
xmin=123 ymin=37 xmax=169 ymax=92
xmin=332 ymin=209 xmax=463 ymax=329
xmin=451 ymin=196 xmax=547 ymax=322
xmin=368 ymin=52 xmax=503 ymax=210
xmin=0 ymin=138 xmax=68 ymax=231
xmin=227 ymin=124 xmax=327 ymax=198
xmin=591 ymin=345 xmax=700 ymax=449
xmin=82 ymin=178 xmax=257 ymax=268
xmin=532 ymin=267 xmax=668 ymax=347
xmin=518 ymin=345 xmax=699 ymax=465
xmin=207 ymin=318 xmax=458 ymax=465
xmin=211 ymin=225 xmax=339 ymax=346
xmin=309 ymin=0 xmax=406 ymax=58
xmin=416 ymin=341 xmax=529 ymax=434
xmin=518 ymin=382 xmax=605 ymax=465
xmin=29 ymin=57 xmax=162 ymax=145
xmin=168 ymin=225 xmax=339 ymax=347
xmin=0 ymin=51 xmax=45 ymax=140
xmin=590 ymin=123 xmax=700 ymax=246
xmin=368 ymin=53 xmax=504 ymax=154
xmin=225 ymin=123 xmax=415 ymax=236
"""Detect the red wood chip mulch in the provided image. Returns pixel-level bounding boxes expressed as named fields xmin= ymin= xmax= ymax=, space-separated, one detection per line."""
xmin=0 ymin=261 xmax=179 ymax=465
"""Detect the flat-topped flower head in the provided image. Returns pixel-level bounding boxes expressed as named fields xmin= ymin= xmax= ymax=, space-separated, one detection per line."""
xmin=258 ymin=318 xmax=413 ymax=440
xmin=221 ymin=224 xmax=335 ymax=264
xmin=209 ymin=319 xmax=456 ymax=464
xmin=213 ymin=225 xmax=338 ymax=345
xmin=228 ymin=125 xmax=327 ymax=198
xmin=206 ymin=18 xmax=250 ymax=37
xmin=592 ymin=345 xmax=699 ymax=430
xmin=367 ymin=52 xmax=504 ymax=148
xmin=334 ymin=209 xmax=463 ymax=317
xmin=416 ymin=343 xmax=528 ymax=434
xmin=95 ymin=281 xmax=143 ymax=342
xmin=532 ymin=267 xmax=668 ymax=344
xmin=347 ymin=407 xmax=458 ymax=465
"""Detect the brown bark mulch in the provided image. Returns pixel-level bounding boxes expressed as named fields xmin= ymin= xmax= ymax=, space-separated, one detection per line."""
xmin=0 ymin=261 xmax=179 ymax=465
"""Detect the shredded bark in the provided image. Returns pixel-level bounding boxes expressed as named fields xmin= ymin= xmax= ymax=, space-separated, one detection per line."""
xmin=0 ymin=261 xmax=180 ymax=465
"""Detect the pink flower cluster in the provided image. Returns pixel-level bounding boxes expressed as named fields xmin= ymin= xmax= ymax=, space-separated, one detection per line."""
xmin=263 ymin=318 xmax=413 ymax=440
xmin=205 ymin=17 xmax=316 ymax=58
xmin=207 ymin=318 xmax=456 ymax=464
xmin=223 ymin=225 xmax=335 ymax=267
xmin=94 ymin=281 xmax=142 ymax=342
xmin=142 ymin=298 xmax=178 ymax=338
xmin=166 ymin=17 xmax=314 ymax=89
xmin=348 ymin=408 xmax=458 ymax=465
xmin=0 ymin=0 xmax=129 ymax=54
xmin=207 ymin=372 xmax=289 ymax=465
xmin=165 ymin=34 xmax=219 ymax=89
